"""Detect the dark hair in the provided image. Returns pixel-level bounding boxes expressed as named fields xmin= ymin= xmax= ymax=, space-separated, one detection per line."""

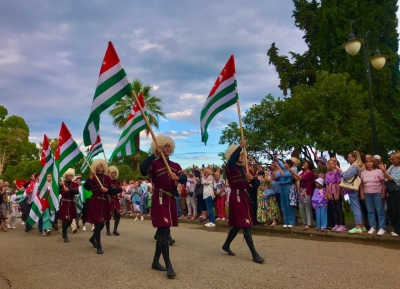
xmin=257 ymin=170 xmax=265 ymax=176
xmin=305 ymin=160 xmax=315 ymax=170
xmin=285 ymin=159 xmax=293 ymax=167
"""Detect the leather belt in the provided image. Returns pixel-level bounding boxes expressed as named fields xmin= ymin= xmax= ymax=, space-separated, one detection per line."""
xmin=159 ymin=189 xmax=178 ymax=200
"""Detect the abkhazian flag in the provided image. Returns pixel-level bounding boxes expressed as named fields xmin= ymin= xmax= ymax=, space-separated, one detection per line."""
xmin=28 ymin=135 xmax=54 ymax=226
xmin=83 ymin=41 xmax=133 ymax=146
xmin=80 ymin=135 xmax=104 ymax=174
xmin=109 ymin=92 xmax=147 ymax=160
xmin=15 ymin=191 xmax=25 ymax=202
xmin=56 ymin=122 xmax=84 ymax=177
xmin=200 ymin=55 xmax=238 ymax=145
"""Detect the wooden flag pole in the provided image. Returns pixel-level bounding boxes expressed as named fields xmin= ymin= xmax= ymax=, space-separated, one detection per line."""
xmin=83 ymin=155 xmax=104 ymax=189
xmin=102 ymin=151 xmax=108 ymax=163
xmin=236 ymin=98 xmax=249 ymax=174
xmin=129 ymin=90 xmax=173 ymax=175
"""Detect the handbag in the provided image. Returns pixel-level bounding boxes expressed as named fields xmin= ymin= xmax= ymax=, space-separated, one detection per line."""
xmin=385 ymin=166 xmax=400 ymax=192
xmin=299 ymin=188 xmax=307 ymax=204
xmin=339 ymin=175 xmax=361 ymax=191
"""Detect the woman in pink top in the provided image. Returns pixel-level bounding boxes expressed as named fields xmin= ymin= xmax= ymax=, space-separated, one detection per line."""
xmin=290 ymin=160 xmax=315 ymax=230
xmin=360 ymin=156 xmax=386 ymax=235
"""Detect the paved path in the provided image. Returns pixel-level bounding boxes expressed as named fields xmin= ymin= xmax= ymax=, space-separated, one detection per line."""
xmin=2 ymin=218 xmax=400 ymax=289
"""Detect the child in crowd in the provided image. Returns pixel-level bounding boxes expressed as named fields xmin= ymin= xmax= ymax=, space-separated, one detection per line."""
xmin=326 ymin=159 xmax=347 ymax=232
xmin=312 ymin=178 xmax=328 ymax=231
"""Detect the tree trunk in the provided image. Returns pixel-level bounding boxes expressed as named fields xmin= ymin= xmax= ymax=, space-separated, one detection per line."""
xmin=134 ymin=134 xmax=140 ymax=171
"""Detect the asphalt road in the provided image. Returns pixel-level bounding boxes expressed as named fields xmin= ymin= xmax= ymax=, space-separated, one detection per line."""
xmin=2 ymin=218 xmax=400 ymax=289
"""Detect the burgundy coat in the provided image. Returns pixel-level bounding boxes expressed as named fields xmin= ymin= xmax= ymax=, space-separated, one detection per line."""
xmin=59 ymin=181 xmax=79 ymax=221
xmin=226 ymin=164 xmax=254 ymax=228
xmin=145 ymin=158 xmax=184 ymax=228
xmin=84 ymin=174 xmax=112 ymax=223
xmin=109 ymin=179 xmax=122 ymax=215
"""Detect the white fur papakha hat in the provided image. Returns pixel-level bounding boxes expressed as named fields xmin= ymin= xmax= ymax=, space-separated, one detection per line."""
xmin=62 ymin=168 xmax=75 ymax=178
xmin=151 ymin=135 xmax=175 ymax=155
xmin=225 ymin=144 xmax=241 ymax=161
xmin=108 ymin=165 xmax=119 ymax=179
xmin=91 ymin=159 xmax=109 ymax=173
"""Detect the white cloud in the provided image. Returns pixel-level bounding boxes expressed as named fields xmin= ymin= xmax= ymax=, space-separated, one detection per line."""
xmin=166 ymin=109 xmax=193 ymax=119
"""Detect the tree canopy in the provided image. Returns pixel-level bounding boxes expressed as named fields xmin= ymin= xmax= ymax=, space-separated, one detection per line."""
xmin=267 ymin=0 xmax=400 ymax=156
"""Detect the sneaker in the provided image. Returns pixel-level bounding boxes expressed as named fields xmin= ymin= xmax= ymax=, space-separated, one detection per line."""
xmin=368 ymin=228 xmax=376 ymax=235
xmin=42 ymin=231 xmax=47 ymax=236
xmin=7 ymin=224 xmax=10 ymax=229
xmin=72 ymin=228 xmax=77 ymax=234
xmin=11 ymin=226 xmax=16 ymax=229
xmin=82 ymin=226 xmax=86 ymax=231
xmin=21 ymin=221 xmax=25 ymax=225
xmin=221 ymin=218 xmax=226 ymax=221
xmin=134 ymin=217 xmax=138 ymax=221
xmin=331 ymin=225 xmax=339 ymax=231
xmin=283 ymin=224 xmax=288 ymax=228
xmin=391 ymin=231 xmax=399 ymax=237
xmin=335 ymin=225 xmax=347 ymax=232
xmin=140 ymin=216 xmax=144 ymax=221
xmin=208 ymin=223 xmax=216 ymax=227
xmin=46 ymin=229 xmax=51 ymax=235
xmin=377 ymin=229 xmax=386 ymax=236
xmin=348 ymin=227 xmax=363 ymax=234
xmin=91 ymin=226 xmax=94 ymax=232
xmin=288 ymin=225 xmax=293 ymax=228
xmin=216 ymin=218 xmax=221 ymax=221
xmin=204 ymin=222 xmax=210 ymax=226
xmin=360 ymin=226 xmax=367 ymax=232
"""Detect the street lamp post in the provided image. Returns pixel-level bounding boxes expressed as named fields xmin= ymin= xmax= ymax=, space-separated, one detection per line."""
xmin=343 ymin=20 xmax=388 ymax=155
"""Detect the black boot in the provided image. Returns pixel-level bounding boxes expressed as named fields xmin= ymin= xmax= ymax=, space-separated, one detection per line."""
xmin=89 ymin=234 xmax=97 ymax=248
xmin=62 ymin=221 xmax=69 ymax=243
xmin=96 ymin=224 xmax=103 ymax=254
xmin=160 ymin=233 xmax=176 ymax=278
xmin=105 ymin=220 xmax=111 ymax=236
xmin=243 ymin=228 xmax=264 ymax=264
xmin=152 ymin=239 xmax=167 ymax=271
xmin=113 ymin=217 xmax=120 ymax=236
xmin=222 ymin=227 xmax=239 ymax=256
xmin=168 ymin=235 xmax=175 ymax=246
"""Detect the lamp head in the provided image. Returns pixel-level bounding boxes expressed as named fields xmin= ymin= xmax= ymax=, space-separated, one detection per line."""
xmin=343 ymin=33 xmax=363 ymax=56
xmin=370 ymin=49 xmax=388 ymax=70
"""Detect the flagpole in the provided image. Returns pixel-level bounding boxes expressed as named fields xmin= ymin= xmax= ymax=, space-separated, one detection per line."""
xmin=83 ymin=156 xmax=104 ymax=189
xmin=102 ymin=151 xmax=108 ymax=163
xmin=129 ymin=90 xmax=173 ymax=175
xmin=236 ymin=98 xmax=249 ymax=174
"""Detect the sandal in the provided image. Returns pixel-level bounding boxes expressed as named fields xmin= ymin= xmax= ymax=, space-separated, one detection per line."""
xmin=270 ymin=222 xmax=277 ymax=227
xmin=303 ymin=225 xmax=310 ymax=230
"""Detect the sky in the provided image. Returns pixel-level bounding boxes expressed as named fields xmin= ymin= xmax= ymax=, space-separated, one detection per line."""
xmin=1 ymin=1 xmax=398 ymax=170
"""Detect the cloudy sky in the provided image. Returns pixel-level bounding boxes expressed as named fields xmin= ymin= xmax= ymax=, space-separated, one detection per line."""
xmin=3 ymin=1 xmax=393 ymax=169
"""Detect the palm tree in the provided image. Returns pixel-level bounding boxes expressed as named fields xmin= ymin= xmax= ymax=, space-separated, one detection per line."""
xmin=109 ymin=79 xmax=165 ymax=171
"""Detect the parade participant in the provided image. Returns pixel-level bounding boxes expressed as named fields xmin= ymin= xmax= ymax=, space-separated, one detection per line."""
xmin=221 ymin=140 xmax=264 ymax=264
xmin=59 ymin=168 xmax=79 ymax=243
xmin=84 ymin=159 xmax=111 ymax=254
xmin=39 ymin=174 xmax=52 ymax=236
xmin=105 ymin=165 xmax=122 ymax=236
xmin=140 ymin=135 xmax=187 ymax=279
xmin=14 ymin=173 xmax=38 ymax=230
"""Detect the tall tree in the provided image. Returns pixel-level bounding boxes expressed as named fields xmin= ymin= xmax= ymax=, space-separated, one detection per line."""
xmin=267 ymin=0 xmax=400 ymax=154
xmin=109 ymin=79 xmax=165 ymax=170
xmin=0 ymin=106 xmax=40 ymax=175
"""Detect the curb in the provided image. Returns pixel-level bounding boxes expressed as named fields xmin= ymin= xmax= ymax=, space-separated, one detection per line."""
xmin=122 ymin=214 xmax=400 ymax=245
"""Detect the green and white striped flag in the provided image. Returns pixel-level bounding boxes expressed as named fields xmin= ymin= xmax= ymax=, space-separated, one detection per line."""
xmin=15 ymin=191 xmax=25 ymax=203
xmin=109 ymin=92 xmax=147 ymax=160
xmin=56 ymin=122 xmax=84 ymax=177
xmin=80 ymin=135 xmax=104 ymax=174
xmin=200 ymin=55 xmax=238 ymax=145
xmin=28 ymin=135 xmax=53 ymax=226
xmin=83 ymin=41 xmax=133 ymax=146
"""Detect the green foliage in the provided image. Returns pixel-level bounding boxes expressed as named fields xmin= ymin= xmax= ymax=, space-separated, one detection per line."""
xmin=0 ymin=106 xmax=40 ymax=175
xmin=0 ymin=160 xmax=41 ymax=183
xmin=267 ymin=0 xmax=400 ymax=155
